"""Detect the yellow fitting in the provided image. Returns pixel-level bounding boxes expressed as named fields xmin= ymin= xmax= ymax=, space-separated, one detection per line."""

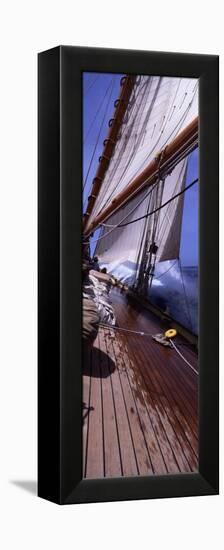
xmin=165 ymin=329 xmax=177 ymax=339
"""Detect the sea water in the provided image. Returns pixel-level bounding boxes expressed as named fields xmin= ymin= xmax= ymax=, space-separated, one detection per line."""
xmin=100 ymin=260 xmax=198 ymax=335
xmin=150 ymin=264 xmax=198 ymax=335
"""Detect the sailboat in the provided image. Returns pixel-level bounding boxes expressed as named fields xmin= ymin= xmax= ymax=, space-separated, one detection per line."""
xmin=82 ymin=73 xmax=199 ymax=479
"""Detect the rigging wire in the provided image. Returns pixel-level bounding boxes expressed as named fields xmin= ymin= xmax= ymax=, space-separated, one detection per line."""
xmin=83 ymin=77 xmax=114 ymax=145
xmin=137 ymin=157 xmax=187 ymax=292
xmin=84 ymin=74 xmax=100 ymax=96
xmin=85 ymin=144 xmax=192 ymax=246
xmin=179 ymin=257 xmax=193 ymax=332
xmin=98 ymin=77 xmax=164 ymax=211
xmin=92 ymin=77 xmax=164 ymax=216
xmin=101 ymin=177 xmax=198 ymax=229
xmin=98 ymin=82 xmax=198 ymax=215
xmin=134 ymin=177 xmax=155 ymax=286
xmin=154 ymin=259 xmax=178 ymax=280
xmin=91 ymin=77 xmax=150 ymax=215
xmin=82 ymin=178 xmax=161 ymax=245
xmin=151 ymin=160 xmax=188 ymax=262
xmin=143 ymin=177 xmax=164 ymax=291
xmin=118 ymin=89 xmax=197 ymax=190
xmin=83 ymin=175 xmax=198 ymax=246
xmin=83 ymin=78 xmax=116 ymax=192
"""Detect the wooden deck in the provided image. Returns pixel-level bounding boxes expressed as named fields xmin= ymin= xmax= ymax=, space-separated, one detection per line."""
xmin=83 ymin=288 xmax=198 ymax=479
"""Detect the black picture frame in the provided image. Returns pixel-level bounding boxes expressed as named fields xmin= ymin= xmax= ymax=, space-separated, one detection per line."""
xmin=38 ymin=45 xmax=219 ymax=505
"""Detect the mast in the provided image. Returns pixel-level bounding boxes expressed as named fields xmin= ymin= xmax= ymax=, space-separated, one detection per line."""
xmin=83 ymin=74 xmax=136 ymax=230
xmin=85 ymin=74 xmax=199 ymax=336
xmin=84 ymin=116 xmax=198 ymax=237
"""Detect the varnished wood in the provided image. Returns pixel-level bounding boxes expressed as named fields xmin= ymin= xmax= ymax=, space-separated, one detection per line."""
xmin=83 ymin=288 xmax=198 ymax=479
xmin=84 ymin=75 xmax=136 ymax=230
xmin=98 ymin=330 xmax=122 ymax=477
xmin=84 ymin=116 xmax=198 ymax=236
xmin=85 ymin=338 xmax=104 ymax=478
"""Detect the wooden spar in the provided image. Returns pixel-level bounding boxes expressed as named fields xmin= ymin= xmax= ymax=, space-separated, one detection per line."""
xmin=84 ymin=116 xmax=198 ymax=237
xmin=83 ymin=75 xmax=136 ymax=230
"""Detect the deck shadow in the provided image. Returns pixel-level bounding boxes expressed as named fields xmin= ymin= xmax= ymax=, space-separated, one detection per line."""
xmin=83 ymin=346 xmax=116 ymax=378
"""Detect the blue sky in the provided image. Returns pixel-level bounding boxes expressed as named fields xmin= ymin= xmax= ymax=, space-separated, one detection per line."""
xmin=83 ymin=72 xmax=198 ymax=267
xmin=180 ymin=148 xmax=198 ymax=265
xmin=83 ymin=72 xmax=122 ymax=211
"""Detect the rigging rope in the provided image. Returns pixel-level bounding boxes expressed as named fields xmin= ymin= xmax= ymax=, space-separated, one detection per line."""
xmin=99 ymin=323 xmax=198 ymax=374
xmin=82 ymin=178 xmax=161 ymax=245
xmin=98 ymin=78 xmax=168 ymax=211
xmin=101 ymin=177 xmax=198 ymax=229
xmin=92 ymin=77 xmax=150 ymax=215
xmin=170 ymin=339 xmax=198 ymax=375
xmin=83 ymin=78 xmax=115 ymax=192
xmin=98 ymin=83 xmax=198 ymax=214
xmin=99 ymin=323 xmax=154 ymax=337
xmin=100 ymin=77 xmax=162 ymax=208
xmin=90 ymin=104 xmax=198 ymax=227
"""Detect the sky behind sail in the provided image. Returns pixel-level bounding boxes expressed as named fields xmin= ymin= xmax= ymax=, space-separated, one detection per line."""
xmin=83 ymin=72 xmax=198 ymax=267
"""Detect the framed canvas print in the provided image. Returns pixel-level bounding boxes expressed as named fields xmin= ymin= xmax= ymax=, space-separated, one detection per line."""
xmin=38 ymin=46 xmax=219 ymax=504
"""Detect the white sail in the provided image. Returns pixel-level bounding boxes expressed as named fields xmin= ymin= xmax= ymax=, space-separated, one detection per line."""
xmin=95 ymin=157 xmax=188 ymax=282
xmin=156 ymin=159 xmax=187 ymax=262
xmin=87 ymin=76 xmax=198 ymax=227
xmin=95 ymin=188 xmax=150 ymax=267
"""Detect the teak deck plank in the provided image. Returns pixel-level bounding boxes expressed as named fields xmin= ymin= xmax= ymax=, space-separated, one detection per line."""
xmin=82 ymin=346 xmax=91 ymax=477
xmin=143 ymin=336 xmax=199 ymax=454
xmin=117 ymin=299 xmax=199 ymax=437
xmin=116 ymin=297 xmax=198 ymax=466
xmin=123 ymin=338 xmax=182 ymax=474
xmin=98 ymin=329 xmax=122 ymax=477
xmin=116 ymin=335 xmax=168 ymax=475
xmin=85 ymin=336 xmax=104 ymax=479
xmin=83 ymin=288 xmax=198 ymax=479
xmin=129 ymin=330 xmax=198 ymax=458
xmin=103 ymin=330 xmax=138 ymax=477
xmin=108 ymin=330 xmax=154 ymax=476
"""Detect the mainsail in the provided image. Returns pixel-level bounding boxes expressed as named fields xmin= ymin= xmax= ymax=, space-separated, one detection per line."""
xmin=95 ymin=159 xmax=187 ymax=271
xmin=83 ymin=74 xmax=198 ymax=332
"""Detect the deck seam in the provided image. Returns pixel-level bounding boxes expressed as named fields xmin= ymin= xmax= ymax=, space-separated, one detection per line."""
xmin=119 ymin=326 xmax=178 ymax=473
xmin=119 ymin=333 xmax=168 ymax=474
xmin=146 ymin=337 xmax=198 ymax=463
xmin=104 ymin=327 xmax=140 ymax=476
xmin=130 ymin=335 xmax=193 ymax=472
xmin=126 ymin=302 xmax=198 ymax=439
xmin=109 ymin=331 xmax=142 ymax=476
xmin=103 ymin=329 xmax=124 ymax=477
xmin=113 ymin=330 xmax=157 ymax=475
xmin=83 ymin=346 xmax=92 ymax=478
xmin=125 ymin=332 xmax=181 ymax=473
xmin=98 ymin=333 xmax=106 ymax=477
